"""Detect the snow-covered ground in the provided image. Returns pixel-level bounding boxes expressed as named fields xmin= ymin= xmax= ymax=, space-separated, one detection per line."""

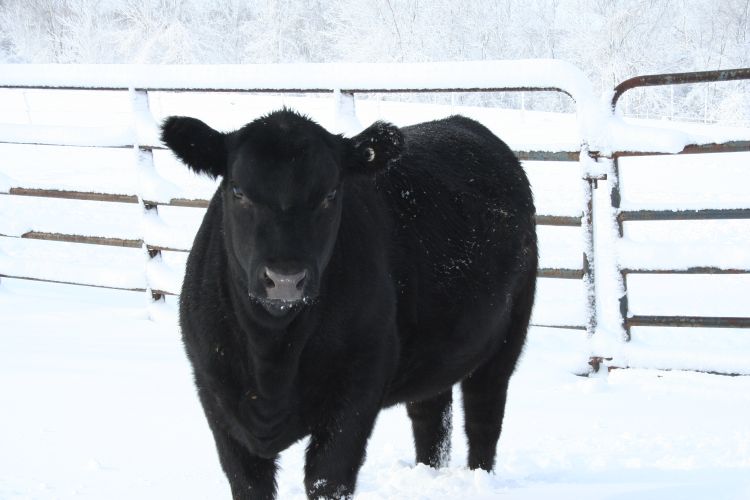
xmin=1 ymin=79 xmax=750 ymax=498
xmin=1 ymin=278 xmax=749 ymax=500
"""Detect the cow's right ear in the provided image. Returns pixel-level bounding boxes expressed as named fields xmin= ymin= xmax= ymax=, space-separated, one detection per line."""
xmin=160 ymin=116 xmax=227 ymax=178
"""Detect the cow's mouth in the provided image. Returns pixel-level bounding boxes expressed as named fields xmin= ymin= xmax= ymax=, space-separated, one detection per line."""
xmin=250 ymin=295 xmax=312 ymax=317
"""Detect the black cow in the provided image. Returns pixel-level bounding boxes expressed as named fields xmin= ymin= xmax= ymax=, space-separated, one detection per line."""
xmin=161 ymin=109 xmax=537 ymax=500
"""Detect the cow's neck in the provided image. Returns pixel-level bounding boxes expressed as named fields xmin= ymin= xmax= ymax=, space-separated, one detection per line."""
xmin=224 ymin=270 xmax=312 ymax=398
xmin=248 ymin=317 xmax=309 ymax=397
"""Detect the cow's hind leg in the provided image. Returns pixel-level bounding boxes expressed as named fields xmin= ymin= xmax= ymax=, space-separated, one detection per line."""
xmin=461 ymin=285 xmax=533 ymax=471
xmin=460 ymin=347 xmax=515 ymax=471
xmin=406 ymin=389 xmax=453 ymax=468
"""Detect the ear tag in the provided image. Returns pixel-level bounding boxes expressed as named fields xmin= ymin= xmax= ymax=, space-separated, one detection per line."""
xmin=365 ymin=147 xmax=376 ymax=162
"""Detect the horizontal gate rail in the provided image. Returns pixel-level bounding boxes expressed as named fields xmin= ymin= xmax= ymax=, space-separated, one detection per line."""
xmin=7 ymin=187 xmax=140 ymax=204
xmin=618 ymin=208 xmax=750 ymax=223
xmin=0 ymin=272 xmax=175 ymax=298
xmin=0 ymin=61 xmax=595 ymax=98
xmin=16 ymin=231 xmax=141 ymax=248
xmin=611 ymin=68 xmax=750 ymax=111
xmin=622 ymin=267 xmax=750 ymax=275
xmin=627 ymin=315 xmax=750 ymax=329
xmin=3 ymin=188 xmax=585 ymax=224
xmin=613 ymin=140 xmax=750 ymax=157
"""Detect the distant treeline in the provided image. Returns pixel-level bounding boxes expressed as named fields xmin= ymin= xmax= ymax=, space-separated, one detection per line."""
xmin=1 ymin=0 xmax=748 ymax=124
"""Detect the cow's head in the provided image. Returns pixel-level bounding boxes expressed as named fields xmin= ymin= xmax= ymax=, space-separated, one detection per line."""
xmin=161 ymin=109 xmax=403 ymax=319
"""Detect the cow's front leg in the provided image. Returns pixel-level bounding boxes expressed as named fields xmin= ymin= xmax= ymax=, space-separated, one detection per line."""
xmin=207 ymin=415 xmax=279 ymax=500
xmin=303 ymin=403 xmax=380 ymax=500
xmin=196 ymin=376 xmax=280 ymax=499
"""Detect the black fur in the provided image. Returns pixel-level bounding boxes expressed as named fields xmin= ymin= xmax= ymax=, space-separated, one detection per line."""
xmin=161 ymin=115 xmax=228 ymax=178
xmin=164 ymin=109 xmax=537 ymax=499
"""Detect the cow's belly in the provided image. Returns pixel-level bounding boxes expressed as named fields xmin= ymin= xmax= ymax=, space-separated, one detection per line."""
xmin=384 ymin=288 xmax=515 ymax=406
xmin=384 ymin=330 xmax=502 ymax=406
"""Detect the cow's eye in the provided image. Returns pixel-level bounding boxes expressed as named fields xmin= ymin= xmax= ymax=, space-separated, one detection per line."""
xmin=231 ymin=185 xmax=253 ymax=206
xmin=321 ymin=189 xmax=337 ymax=209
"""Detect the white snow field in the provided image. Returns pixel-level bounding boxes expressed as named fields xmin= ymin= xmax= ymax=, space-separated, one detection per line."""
xmin=2 ymin=279 xmax=750 ymax=500
xmin=1 ymin=65 xmax=750 ymax=499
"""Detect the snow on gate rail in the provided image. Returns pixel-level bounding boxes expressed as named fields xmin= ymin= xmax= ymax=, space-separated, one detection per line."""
xmin=1 ymin=61 xmax=749 ymax=374
xmin=0 ymin=61 xmax=599 ymax=334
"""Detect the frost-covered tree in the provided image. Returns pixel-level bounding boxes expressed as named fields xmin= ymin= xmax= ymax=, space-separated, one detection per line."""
xmin=0 ymin=0 xmax=747 ymax=123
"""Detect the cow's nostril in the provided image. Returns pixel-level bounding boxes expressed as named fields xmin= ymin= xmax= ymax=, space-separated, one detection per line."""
xmin=262 ymin=270 xmax=276 ymax=288
xmin=295 ymin=272 xmax=307 ymax=290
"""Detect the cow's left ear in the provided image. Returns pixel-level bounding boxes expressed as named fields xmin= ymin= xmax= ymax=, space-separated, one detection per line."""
xmin=345 ymin=121 xmax=404 ymax=175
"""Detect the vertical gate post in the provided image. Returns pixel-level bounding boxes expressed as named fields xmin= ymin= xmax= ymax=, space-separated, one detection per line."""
xmin=609 ymin=155 xmax=630 ymax=340
xmin=589 ymin=152 xmax=630 ymax=345
xmin=130 ymin=88 xmax=164 ymax=305
xmin=580 ymin=147 xmax=606 ymax=336
xmin=333 ymin=89 xmax=361 ymax=135
xmin=581 ymin=176 xmax=596 ymax=336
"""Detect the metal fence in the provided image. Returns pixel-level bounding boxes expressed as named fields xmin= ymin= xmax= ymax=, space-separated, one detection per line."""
xmin=1 ymin=62 xmax=749 ymax=372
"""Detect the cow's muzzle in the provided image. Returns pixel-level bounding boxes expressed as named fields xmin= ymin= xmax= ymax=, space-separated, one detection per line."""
xmin=247 ymin=266 xmax=314 ymax=317
xmin=262 ymin=267 xmax=307 ymax=302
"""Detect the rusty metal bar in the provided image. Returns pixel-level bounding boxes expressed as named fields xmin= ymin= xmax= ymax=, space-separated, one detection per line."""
xmin=0 ymin=84 xmax=571 ymax=96
xmin=535 ymin=215 xmax=582 ymax=226
xmin=0 ymin=85 xmax=332 ymax=92
xmin=614 ymin=141 xmax=750 ymax=158
xmin=623 ymin=267 xmax=750 ymax=275
xmin=147 ymin=244 xmax=189 ymax=253
xmin=587 ymin=356 xmax=747 ymax=376
xmin=0 ymin=139 xmax=137 ymax=148
xmin=516 ymin=151 xmax=580 ymax=162
xmin=20 ymin=231 xmax=142 ymax=248
xmin=8 ymin=187 xmax=139 ymax=204
xmin=354 ymin=87 xmax=574 ymax=96
xmin=538 ymin=268 xmax=584 ymax=279
xmin=627 ymin=315 xmax=750 ymax=328
xmin=0 ymin=273 xmax=180 ymax=296
xmin=11 ymin=231 xmax=196 ymax=254
xmin=5 ymin=194 xmax=586 ymax=225
xmin=163 ymin=198 xmax=211 ymax=208
xmin=611 ymin=68 xmax=750 ymax=110
xmin=0 ymin=273 xmax=147 ymax=293
xmin=6 ymin=230 xmax=582 ymax=275
xmin=2 ymin=231 xmax=189 ymax=253
xmin=588 ymin=356 xmax=615 ymax=373
xmin=0 ymin=139 xmax=580 ymax=162
xmin=3 ymin=189 xmax=212 ymax=208
xmin=530 ymin=323 xmax=587 ymax=331
xmin=619 ymin=208 xmax=750 ymax=222
xmin=1 ymin=138 xmax=582 ymax=161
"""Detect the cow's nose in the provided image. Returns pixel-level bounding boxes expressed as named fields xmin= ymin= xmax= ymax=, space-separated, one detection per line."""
xmin=262 ymin=267 xmax=307 ymax=301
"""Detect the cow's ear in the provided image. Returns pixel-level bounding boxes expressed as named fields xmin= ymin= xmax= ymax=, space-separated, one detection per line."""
xmin=160 ymin=116 xmax=227 ymax=178
xmin=345 ymin=121 xmax=404 ymax=175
